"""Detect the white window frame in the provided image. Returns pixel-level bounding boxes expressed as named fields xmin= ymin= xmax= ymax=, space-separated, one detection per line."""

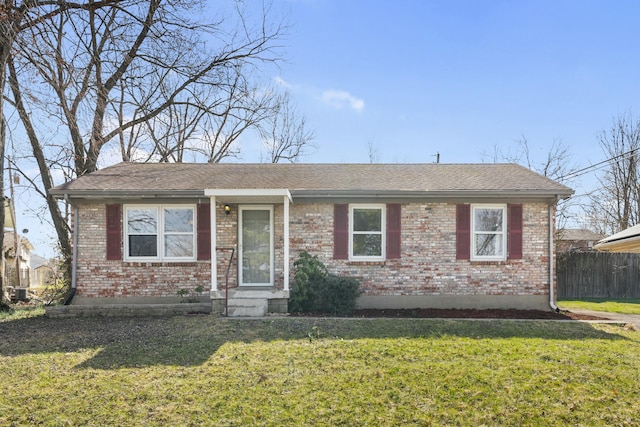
xmin=349 ymin=204 xmax=386 ymax=261
xmin=124 ymin=204 xmax=196 ymax=262
xmin=471 ymin=204 xmax=507 ymax=261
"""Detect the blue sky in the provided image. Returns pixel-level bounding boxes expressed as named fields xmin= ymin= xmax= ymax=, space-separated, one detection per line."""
xmin=262 ymin=0 xmax=640 ymax=167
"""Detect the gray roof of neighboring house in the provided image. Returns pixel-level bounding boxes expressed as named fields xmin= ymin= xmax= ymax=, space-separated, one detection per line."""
xmin=50 ymin=162 xmax=574 ymax=201
xmin=558 ymin=228 xmax=605 ymax=242
xmin=3 ymin=232 xmax=34 ymax=252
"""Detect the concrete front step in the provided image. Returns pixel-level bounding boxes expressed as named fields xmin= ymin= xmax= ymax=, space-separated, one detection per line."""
xmin=226 ymin=298 xmax=268 ymax=317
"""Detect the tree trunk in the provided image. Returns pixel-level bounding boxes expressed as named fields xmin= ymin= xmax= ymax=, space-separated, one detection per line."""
xmin=0 ymin=37 xmax=11 ymax=305
xmin=7 ymin=58 xmax=72 ymax=266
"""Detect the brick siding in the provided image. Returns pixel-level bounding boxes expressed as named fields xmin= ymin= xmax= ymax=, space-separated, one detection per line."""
xmin=74 ymin=200 xmax=553 ymax=299
xmin=75 ymin=203 xmax=210 ymax=298
xmin=287 ymin=202 xmax=552 ymax=297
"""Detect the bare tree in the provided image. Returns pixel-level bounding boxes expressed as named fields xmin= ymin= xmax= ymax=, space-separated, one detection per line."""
xmin=585 ymin=113 xmax=640 ymax=235
xmin=5 ymin=0 xmax=286 ymax=283
xmin=482 ymin=136 xmax=577 ymax=229
xmin=260 ymin=91 xmax=315 ymax=163
xmin=0 ymin=0 xmax=121 ymax=305
xmin=367 ymin=139 xmax=380 ymax=163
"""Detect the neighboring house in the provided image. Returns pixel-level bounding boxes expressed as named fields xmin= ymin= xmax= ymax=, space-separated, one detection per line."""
xmin=3 ymin=232 xmax=34 ymax=288
xmin=50 ymin=162 xmax=573 ymax=316
xmin=30 ymin=254 xmax=58 ymax=288
xmin=557 ymin=228 xmax=605 ymax=252
xmin=593 ymin=224 xmax=640 ymax=253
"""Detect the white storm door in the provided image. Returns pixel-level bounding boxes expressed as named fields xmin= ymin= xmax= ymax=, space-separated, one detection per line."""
xmin=239 ymin=206 xmax=274 ymax=286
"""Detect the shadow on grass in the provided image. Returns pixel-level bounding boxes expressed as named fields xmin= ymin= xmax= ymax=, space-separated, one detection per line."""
xmin=0 ymin=314 xmax=633 ymax=370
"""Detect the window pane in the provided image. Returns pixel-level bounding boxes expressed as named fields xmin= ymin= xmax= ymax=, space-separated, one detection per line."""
xmin=353 ymin=234 xmax=382 ymax=256
xmin=475 ymin=234 xmax=503 ymax=257
xmin=129 ymin=235 xmax=157 ymax=257
xmin=474 ymin=208 xmax=503 ymax=232
xmin=127 ymin=209 xmax=157 ymax=234
xmin=164 ymin=208 xmax=194 ymax=233
xmin=165 ymin=235 xmax=194 ymax=258
xmin=353 ymin=209 xmax=382 ymax=232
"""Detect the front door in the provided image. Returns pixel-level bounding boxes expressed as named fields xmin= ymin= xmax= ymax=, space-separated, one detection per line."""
xmin=239 ymin=206 xmax=273 ymax=286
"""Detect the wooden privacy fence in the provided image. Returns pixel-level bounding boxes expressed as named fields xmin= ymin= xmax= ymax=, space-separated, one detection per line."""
xmin=557 ymin=251 xmax=640 ymax=299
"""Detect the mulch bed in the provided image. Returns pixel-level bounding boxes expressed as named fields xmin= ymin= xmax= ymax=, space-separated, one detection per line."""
xmin=294 ymin=308 xmax=608 ymax=321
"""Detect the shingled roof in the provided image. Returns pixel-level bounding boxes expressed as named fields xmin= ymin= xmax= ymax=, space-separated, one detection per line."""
xmin=50 ymin=162 xmax=573 ymax=201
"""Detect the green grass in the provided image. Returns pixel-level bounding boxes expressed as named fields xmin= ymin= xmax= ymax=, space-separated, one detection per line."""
xmin=1 ymin=312 xmax=640 ymax=426
xmin=0 ymin=304 xmax=44 ymax=321
xmin=559 ymin=298 xmax=640 ymax=315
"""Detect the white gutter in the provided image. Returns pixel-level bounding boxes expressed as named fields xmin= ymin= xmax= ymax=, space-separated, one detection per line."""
xmin=64 ymin=202 xmax=79 ymax=305
xmin=210 ymin=196 xmax=217 ymax=292
xmin=72 ymin=205 xmax=78 ymax=290
xmin=549 ymin=201 xmax=558 ymax=311
xmin=283 ymin=195 xmax=290 ymax=291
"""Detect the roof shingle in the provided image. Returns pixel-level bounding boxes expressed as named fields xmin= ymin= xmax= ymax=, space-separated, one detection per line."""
xmin=50 ymin=162 xmax=573 ymax=199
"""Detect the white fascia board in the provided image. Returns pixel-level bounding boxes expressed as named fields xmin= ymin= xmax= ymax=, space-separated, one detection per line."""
xmin=204 ymin=188 xmax=292 ymax=203
xmin=594 ymin=235 xmax=640 ymax=253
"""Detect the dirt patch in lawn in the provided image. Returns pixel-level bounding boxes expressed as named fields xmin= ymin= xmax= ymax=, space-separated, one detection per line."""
xmin=293 ymin=308 xmax=608 ymax=321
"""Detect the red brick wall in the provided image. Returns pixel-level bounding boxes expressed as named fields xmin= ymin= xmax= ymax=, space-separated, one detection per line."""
xmin=287 ymin=202 xmax=552 ymax=297
xmin=74 ymin=201 xmax=553 ymax=299
xmin=75 ymin=203 xmax=210 ymax=298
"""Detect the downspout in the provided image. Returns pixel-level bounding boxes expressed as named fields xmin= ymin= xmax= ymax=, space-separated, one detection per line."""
xmin=63 ymin=203 xmax=78 ymax=305
xmin=549 ymin=199 xmax=558 ymax=311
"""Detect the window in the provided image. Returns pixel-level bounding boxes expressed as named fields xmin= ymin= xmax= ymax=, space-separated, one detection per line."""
xmin=124 ymin=205 xmax=195 ymax=261
xmin=471 ymin=205 xmax=506 ymax=260
xmin=349 ymin=204 xmax=385 ymax=260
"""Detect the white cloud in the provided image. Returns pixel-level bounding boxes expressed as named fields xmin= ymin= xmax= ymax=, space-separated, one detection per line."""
xmin=273 ymin=76 xmax=292 ymax=89
xmin=322 ymin=90 xmax=365 ymax=112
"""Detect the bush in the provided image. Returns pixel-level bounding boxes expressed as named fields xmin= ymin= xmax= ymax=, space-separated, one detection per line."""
xmin=289 ymin=251 xmax=360 ymax=315
xmin=317 ymin=275 xmax=360 ymax=315
xmin=288 ymin=252 xmax=327 ymax=313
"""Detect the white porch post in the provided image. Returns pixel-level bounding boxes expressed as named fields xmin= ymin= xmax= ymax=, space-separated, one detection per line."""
xmin=210 ymin=196 xmax=217 ymax=291
xmin=283 ymin=195 xmax=290 ymax=291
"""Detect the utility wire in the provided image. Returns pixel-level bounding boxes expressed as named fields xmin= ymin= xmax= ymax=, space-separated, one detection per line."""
xmin=559 ymin=147 xmax=640 ymax=181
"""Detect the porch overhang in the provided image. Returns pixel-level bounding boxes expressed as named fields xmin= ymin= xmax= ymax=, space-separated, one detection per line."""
xmin=204 ymin=188 xmax=292 ymax=204
xmin=207 ymin=189 xmax=292 ymax=296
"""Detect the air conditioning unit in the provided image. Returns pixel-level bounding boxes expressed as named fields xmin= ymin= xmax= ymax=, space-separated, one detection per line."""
xmin=14 ymin=287 xmax=28 ymax=302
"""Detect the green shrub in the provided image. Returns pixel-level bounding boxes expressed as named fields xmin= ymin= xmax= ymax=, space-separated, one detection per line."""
xmin=289 ymin=251 xmax=360 ymax=315
xmin=317 ymin=274 xmax=360 ymax=315
xmin=288 ymin=252 xmax=327 ymax=313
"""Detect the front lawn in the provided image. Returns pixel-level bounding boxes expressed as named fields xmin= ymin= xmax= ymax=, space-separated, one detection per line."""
xmin=559 ymin=298 xmax=640 ymax=315
xmin=1 ymin=313 xmax=639 ymax=426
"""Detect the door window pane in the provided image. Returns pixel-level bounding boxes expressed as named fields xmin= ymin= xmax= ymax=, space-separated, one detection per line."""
xmin=242 ymin=210 xmax=271 ymax=284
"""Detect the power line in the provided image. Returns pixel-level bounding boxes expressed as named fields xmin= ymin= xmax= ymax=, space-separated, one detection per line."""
xmin=559 ymin=147 xmax=640 ymax=181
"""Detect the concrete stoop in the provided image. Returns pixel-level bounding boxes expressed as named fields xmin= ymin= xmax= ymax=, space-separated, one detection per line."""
xmin=226 ymin=298 xmax=269 ymax=317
